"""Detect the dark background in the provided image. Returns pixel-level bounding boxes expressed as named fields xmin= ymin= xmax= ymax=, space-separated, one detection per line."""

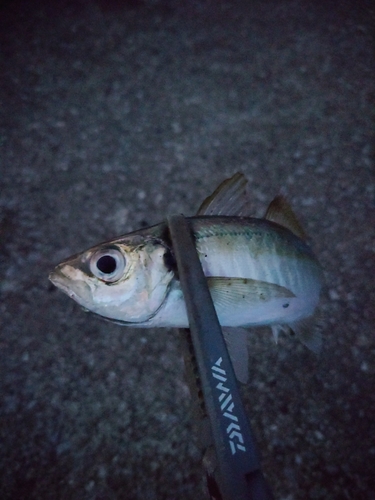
xmin=1 ymin=0 xmax=374 ymax=498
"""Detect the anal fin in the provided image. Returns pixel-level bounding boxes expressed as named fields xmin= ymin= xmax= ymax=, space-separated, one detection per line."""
xmin=271 ymin=324 xmax=290 ymax=344
xmin=288 ymin=316 xmax=322 ymax=354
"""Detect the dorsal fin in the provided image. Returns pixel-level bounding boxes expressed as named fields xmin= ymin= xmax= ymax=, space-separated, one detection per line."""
xmin=196 ymin=172 xmax=252 ymax=216
xmin=264 ymin=195 xmax=307 ymax=241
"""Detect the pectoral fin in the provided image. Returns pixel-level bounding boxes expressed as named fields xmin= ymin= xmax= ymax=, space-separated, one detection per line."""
xmin=222 ymin=327 xmax=249 ymax=384
xmin=207 ymin=277 xmax=295 ymax=308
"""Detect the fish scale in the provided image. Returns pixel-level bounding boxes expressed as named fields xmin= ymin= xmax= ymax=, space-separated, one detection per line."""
xmin=192 ymin=218 xmax=319 ymax=297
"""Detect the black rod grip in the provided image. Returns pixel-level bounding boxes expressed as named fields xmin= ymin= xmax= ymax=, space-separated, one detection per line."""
xmin=168 ymin=215 xmax=274 ymax=500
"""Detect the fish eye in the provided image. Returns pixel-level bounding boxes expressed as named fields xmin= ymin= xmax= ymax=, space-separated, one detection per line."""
xmin=89 ymin=248 xmax=126 ymax=283
xmin=97 ymin=255 xmax=117 ymax=274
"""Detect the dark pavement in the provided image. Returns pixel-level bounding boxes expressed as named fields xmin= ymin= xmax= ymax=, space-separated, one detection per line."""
xmin=1 ymin=1 xmax=374 ymax=498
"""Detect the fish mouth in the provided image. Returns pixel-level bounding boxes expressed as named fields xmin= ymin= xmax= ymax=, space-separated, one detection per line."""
xmin=49 ymin=265 xmax=93 ymax=305
xmin=49 ymin=269 xmax=78 ymax=299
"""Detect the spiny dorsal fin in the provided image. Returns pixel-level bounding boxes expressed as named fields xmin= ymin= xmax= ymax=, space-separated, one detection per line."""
xmin=264 ymin=195 xmax=307 ymax=241
xmin=197 ymin=172 xmax=252 ymax=216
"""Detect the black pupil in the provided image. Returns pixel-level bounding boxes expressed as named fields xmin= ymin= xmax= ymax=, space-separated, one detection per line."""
xmin=96 ymin=255 xmax=117 ymax=274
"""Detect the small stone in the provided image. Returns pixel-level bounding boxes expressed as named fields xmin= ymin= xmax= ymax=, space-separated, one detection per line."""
xmin=85 ymin=481 xmax=95 ymax=492
xmin=314 ymin=430 xmax=324 ymax=440
xmin=360 ymin=361 xmax=368 ymax=372
xmin=328 ymin=289 xmax=340 ymax=300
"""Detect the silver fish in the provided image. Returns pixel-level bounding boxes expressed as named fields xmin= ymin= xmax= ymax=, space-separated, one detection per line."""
xmin=49 ymin=173 xmax=323 ymax=381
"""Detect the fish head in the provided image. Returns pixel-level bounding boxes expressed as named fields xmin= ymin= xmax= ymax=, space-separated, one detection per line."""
xmin=49 ymin=232 xmax=175 ymax=325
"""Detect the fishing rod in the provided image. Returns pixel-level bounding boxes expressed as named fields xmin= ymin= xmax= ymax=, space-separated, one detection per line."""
xmin=168 ymin=214 xmax=274 ymax=500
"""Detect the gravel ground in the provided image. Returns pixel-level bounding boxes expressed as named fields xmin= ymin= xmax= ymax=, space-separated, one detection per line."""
xmin=1 ymin=0 xmax=374 ymax=499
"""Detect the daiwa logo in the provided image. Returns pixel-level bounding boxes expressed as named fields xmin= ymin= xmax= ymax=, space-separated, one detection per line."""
xmin=211 ymin=357 xmax=246 ymax=455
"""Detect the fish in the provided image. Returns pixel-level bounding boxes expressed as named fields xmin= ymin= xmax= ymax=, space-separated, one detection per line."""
xmin=49 ymin=173 xmax=323 ymax=382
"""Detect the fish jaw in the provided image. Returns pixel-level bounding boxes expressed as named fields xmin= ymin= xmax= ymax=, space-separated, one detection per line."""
xmin=49 ymin=263 xmax=94 ymax=306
